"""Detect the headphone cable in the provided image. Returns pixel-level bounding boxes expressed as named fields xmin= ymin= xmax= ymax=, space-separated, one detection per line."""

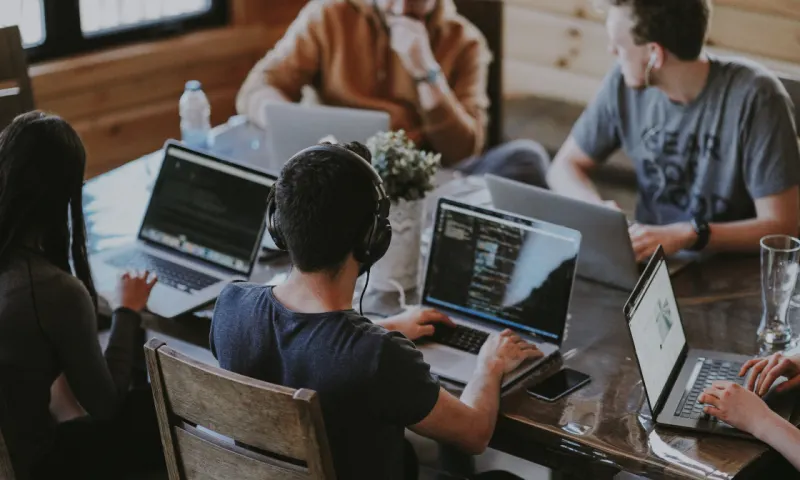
xmin=359 ymin=268 xmax=371 ymax=316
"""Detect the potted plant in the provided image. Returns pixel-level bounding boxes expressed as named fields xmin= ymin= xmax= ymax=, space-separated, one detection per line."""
xmin=366 ymin=130 xmax=440 ymax=291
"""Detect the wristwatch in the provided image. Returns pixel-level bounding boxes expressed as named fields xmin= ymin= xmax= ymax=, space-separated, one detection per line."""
xmin=689 ymin=216 xmax=711 ymax=251
xmin=414 ymin=67 xmax=441 ymax=84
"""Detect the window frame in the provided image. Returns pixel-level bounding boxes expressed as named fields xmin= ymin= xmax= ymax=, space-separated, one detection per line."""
xmin=25 ymin=0 xmax=228 ymax=63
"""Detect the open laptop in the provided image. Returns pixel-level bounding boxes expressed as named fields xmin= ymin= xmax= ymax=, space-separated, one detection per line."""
xmin=90 ymin=141 xmax=276 ymax=319
xmin=623 ymin=246 xmax=795 ymax=438
xmin=486 ymin=174 xmax=692 ymax=291
xmin=264 ymin=103 xmax=390 ymax=168
xmin=417 ymin=198 xmax=581 ymax=389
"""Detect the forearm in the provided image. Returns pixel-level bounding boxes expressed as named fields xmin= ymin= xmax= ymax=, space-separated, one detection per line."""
xmin=235 ymin=84 xmax=291 ymax=129
xmin=458 ymin=364 xmax=503 ymax=450
xmin=707 ymin=218 xmax=798 ymax=252
xmin=755 ymin=412 xmax=800 ymax=470
xmin=547 ymin=160 xmax=604 ymax=204
xmin=102 ymin=308 xmax=143 ymax=397
xmin=417 ymin=75 xmax=483 ymax=166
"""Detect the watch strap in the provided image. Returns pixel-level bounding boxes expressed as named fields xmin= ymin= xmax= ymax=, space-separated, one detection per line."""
xmin=414 ymin=67 xmax=441 ymax=84
xmin=689 ymin=217 xmax=710 ymax=251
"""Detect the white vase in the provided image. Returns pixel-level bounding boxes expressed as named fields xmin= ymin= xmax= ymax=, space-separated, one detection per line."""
xmin=369 ymin=198 xmax=424 ymax=292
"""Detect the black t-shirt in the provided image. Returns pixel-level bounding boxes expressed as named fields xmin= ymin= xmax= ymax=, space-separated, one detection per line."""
xmin=210 ymin=283 xmax=441 ymax=480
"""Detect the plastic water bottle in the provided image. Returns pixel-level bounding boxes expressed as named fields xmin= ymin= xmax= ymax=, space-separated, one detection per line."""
xmin=179 ymin=80 xmax=211 ymax=150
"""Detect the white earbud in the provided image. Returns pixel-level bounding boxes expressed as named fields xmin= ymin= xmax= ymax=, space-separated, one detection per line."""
xmin=645 ymin=52 xmax=658 ymax=87
xmin=648 ymin=51 xmax=657 ymax=69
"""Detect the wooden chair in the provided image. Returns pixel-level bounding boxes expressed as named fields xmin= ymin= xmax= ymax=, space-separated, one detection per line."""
xmin=0 ymin=25 xmax=34 ymax=132
xmin=144 ymin=339 xmax=336 ymax=480
xmin=0 ymin=425 xmax=14 ymax=480
xmin=454 ymin=0 xmax=504 ymax=150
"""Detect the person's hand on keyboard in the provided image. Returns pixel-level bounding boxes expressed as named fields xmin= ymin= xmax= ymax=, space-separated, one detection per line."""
xmin=377 ymin=306 xmax=455 ymax=341
xmin=698 ymin=381 xmax=774 ymax=435
xmin=118 ymin=270 xmax=158 ymax=312
xmin=740 ymin=352 xmax=800 ymax=397
xmin=477 ymin=329 xmax=543 ymax=376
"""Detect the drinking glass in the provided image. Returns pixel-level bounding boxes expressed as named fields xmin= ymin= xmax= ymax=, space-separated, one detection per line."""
xmin=758 ymin=235 xmax=800 ymax=347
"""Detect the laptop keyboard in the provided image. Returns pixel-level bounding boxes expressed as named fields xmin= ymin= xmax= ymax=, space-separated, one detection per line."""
xmin=105 ymin=250 xmax=220 ymax=293
xmin=675 ymin=358 xmax=744 ymax=419
xmin=432 ymin=324 xmax=490 ymax=355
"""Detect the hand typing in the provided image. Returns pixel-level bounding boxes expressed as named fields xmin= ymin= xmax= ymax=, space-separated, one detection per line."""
xmin=386 ymin=16 xmax=438 ymax=79
xmin=629 ymin=222 xmax=696 ymax=262
xmin=740 ymin=352 xmax=800 ymax=396
xmin=478 ymin=329 xmax=543 ymax=376
xmin=699 ymin=381 xmax=774 ymax=436
xmin=118 ymin=271 xmax=158 ymax=312
xmin=380 ymin=306 xmax=455 ymax=341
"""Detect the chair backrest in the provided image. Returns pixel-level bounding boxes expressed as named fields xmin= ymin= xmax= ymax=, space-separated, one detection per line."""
xmin=0 ymin=425 xmax=14 ymax=480
xmin=0 ymin=25 xmax=34 ymax=132
xmin=779 ymin=75 xmax=800 ymax=137
xmin=144 ymin=339 xmax=336 ymax=480
xmin=454 ymin=0 xmax=504 ymax=150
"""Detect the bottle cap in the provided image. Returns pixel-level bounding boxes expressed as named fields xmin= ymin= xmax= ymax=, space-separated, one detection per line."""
xmin=185 ymin=80 xmax=202 ymax=91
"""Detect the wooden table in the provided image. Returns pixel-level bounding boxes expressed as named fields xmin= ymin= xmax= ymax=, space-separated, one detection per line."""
xmin=86 ymin=152 xmax=797 ymax=480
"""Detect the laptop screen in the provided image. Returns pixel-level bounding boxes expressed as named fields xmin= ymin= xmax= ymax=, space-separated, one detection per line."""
xmin=139 ymin=145 xmax=274 ymax=274
xmin=626 ymin=255 xmax=688 ymax=411
xmin=422 ymin=199 xmax=580 ymax=343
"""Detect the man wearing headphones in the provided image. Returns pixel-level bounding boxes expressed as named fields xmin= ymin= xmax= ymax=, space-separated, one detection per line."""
xmin=209 ymin=141 xmax=542 ymax=480
xmin=546 ymin=0 xmax=800 ymax=262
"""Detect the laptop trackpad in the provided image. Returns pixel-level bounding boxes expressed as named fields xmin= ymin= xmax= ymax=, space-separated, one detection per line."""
xmin=419 ymin=344 xmax=474 ymax=382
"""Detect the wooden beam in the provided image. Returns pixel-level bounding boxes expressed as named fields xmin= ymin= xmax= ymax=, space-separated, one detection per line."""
xmin=31 ymin=26 xmax=270 ymax=100
xmin=38 ymin=55 xmax=256 ymax=121
xmin=230 ymin=0 xmax=309 ymax=26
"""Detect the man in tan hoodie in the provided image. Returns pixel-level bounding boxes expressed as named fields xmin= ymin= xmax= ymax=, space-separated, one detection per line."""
xmin=236 ymin=0 xmax=549 ymax=186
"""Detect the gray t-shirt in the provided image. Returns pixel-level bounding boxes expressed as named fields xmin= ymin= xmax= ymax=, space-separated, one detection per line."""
xmin=572 ymin=56 xmax=800 ymax=225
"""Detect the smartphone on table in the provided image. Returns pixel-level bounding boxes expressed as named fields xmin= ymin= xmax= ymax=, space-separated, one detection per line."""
xmin=526 ymin=368 xmax=591 ymax=402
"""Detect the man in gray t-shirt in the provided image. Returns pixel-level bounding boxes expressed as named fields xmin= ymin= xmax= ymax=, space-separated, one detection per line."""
xmin=547 ymin=0 xmax=800 ymax=262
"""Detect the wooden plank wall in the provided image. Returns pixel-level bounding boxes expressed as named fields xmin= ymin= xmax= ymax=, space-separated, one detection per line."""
xmin=503 ymin=0 xmax=800 ymax=104
xmin=28 ymin=0 xmax=307 ymax=177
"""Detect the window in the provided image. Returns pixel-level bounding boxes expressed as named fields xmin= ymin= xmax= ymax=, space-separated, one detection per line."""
xmin=0 ymin=0 xmax=45 ymax=47
xmin=5 ymin=0 xmax=227 ymax=62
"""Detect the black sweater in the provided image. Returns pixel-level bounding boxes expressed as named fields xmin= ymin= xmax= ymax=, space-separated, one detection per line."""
xmin=0 ymin=251 xmax=141 ymax=479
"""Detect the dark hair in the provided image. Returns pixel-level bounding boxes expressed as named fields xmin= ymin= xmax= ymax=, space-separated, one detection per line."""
xmin=0 ymin=111 xmax=97 ymax=306
xmin=607 ymin=0 xmax=711 ymax=61
xmin=275 ymin=141 xmax=376 ymax=275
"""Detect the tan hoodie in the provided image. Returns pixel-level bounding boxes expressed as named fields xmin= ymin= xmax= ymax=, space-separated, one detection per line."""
xmin=236 ymin=0 xmax=491 ymax=166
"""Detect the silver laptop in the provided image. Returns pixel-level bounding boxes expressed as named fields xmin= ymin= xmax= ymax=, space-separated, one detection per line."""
xmin=623 ymin=246 xmax=795 ymax=438
xmin=90 ymin=141 xmax=275 ymax=319
xmin=417 ymin=198 xmax=581 ymax=389
xmin=486 ymin=174 xmax=692 ymax=291
xmin=265 ymin=103 xmax=390 ymax=166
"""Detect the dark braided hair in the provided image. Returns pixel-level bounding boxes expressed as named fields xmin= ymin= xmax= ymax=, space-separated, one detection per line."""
xmin=0 ymin=111 xmax=97 ymax=307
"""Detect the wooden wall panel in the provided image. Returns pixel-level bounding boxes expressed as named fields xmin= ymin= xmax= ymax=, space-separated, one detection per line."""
xmin=76 ymin=87 xmax=239 ymax=178
xmin=715 ymin=0 xmax=800 ymax=20
xmin=503 ymin=0 xmax=800 ymax=104
xmin=28 ymin=8 xmax=290 ymax=178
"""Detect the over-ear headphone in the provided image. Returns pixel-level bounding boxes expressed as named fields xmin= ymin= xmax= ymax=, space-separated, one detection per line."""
xmin=265 ymin=144 xmax=392 ymax=273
